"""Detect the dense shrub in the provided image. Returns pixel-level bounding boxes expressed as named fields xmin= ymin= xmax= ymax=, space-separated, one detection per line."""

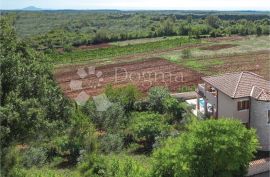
xmin=108 ymin=156 xmax=149 ymax=177
xmin=9 ymin=167 xmax=81 ymax=177
xmin=147 ymin=87 xmax=170 ymax=114
xmin=152 ymin=119 xmax=259 ymax=177
xmin=99 ymin=133 xmax=124 ymax=154
xmin=83 ymin=100 xmax=127 ymax=132
xmin=133 ymin=100 xmax=150 ymax=112
xmin=105 ymin=85 xmax=141 ymax=113
xmin=163 ymin=97 xmax=189 ymax=123
xmin=21 ymin=147 xmax=47 ymax=168
xmin=49 ymin=110 xmax=97 ymax=163
xmin=0 ymin=16 xmax=72 ymax=148
xmin=0 ymin=146 xmax=21 ymax=177
xmin=79 ymin=154 xmax=108 ymax=177
xmin=130 ymin=112 xmax=169 ymax=150
xmin=79 ymin=154 xmax=149 ymax=177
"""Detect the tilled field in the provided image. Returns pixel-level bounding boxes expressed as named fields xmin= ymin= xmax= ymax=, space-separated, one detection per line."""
xmin=55 ymin=58 xmax=202 ymax=99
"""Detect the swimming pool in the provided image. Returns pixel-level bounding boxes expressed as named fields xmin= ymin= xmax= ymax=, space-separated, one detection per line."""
xmin=199 ymin=98 xmax=205 ymax=107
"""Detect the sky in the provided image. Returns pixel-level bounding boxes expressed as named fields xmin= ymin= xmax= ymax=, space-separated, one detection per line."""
xmin=1 ymin=0 xmax=270 ymax=10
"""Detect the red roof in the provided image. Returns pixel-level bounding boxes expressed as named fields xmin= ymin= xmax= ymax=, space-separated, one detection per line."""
xmin=202 ymin=72 xmax=270 ymax=101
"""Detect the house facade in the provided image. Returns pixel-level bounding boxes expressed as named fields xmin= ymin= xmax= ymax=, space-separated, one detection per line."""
xmin=196 ymin=72 xmax=270 ymax=151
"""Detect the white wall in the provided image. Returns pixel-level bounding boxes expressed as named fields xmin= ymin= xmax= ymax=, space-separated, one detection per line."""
xmin=217 ymin=91 xmax=249 ymax=123
xmin=250 ymin=98 xmax=270 ymax=151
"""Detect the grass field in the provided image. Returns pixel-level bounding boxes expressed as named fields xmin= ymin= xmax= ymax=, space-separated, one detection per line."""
xmin=50 ymin=37 xmax=198 ymax=65
xmin=109 ymin=36 xmax=186 ymax=46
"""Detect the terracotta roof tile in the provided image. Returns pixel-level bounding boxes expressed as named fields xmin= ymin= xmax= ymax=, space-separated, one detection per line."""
xmin=202 ymin=72 xmax=270 ymax=101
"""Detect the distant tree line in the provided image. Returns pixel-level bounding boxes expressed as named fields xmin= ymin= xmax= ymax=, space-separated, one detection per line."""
xmin=2 ymin=11 xmax=268 ymax=51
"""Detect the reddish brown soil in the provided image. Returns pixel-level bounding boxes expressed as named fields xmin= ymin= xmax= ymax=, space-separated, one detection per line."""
xmin=54 ymin=58 xmax=202 ymax=99
xmin=200 ymin=44 xmax=238 ymax=51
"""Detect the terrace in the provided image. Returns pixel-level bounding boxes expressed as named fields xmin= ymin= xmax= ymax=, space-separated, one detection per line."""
xmin=196 ymin=83 xmax=218 ymax=118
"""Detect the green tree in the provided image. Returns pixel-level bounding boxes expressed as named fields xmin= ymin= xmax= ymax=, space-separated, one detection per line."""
xmin=256 ymin=26 xmax=262 ymax=36
xmin=206 ymin=15 xmax=221 ymax=28
xmin=83 ymin=100 xmax=127 ymax=132
xmin=0 ymin=17 xmax=72 ymax=175
xmin=0 ymin=17 xmax=72 ymax=148
xmin=152 ymin=119 xmax=258 ymax=177
xmin=148 ymin=86 xmax=170 ymax=114
xmin=130 ymin=112 xmax=169 ymax=150
xmin=163 ymin=97 xmax=189 ymax=123
xmin=105 ymin=84 xmax=141 ymax=113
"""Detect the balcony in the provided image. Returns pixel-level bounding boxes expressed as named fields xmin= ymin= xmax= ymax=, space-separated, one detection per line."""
xmin=205 ymin=90 xmax=217 ymax=106
xmin=197 ymin=83 xmax=217 ymax=106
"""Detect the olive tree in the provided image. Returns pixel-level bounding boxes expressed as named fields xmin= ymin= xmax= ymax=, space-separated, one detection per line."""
xmin=152 ymin=119 xmax=258 ymax=177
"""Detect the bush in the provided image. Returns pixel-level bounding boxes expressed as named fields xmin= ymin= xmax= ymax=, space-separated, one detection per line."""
xmin=99 ymin=133 xmax=124 ymax=154
xmin=1 ymin=146 xmax=21 ymax=177
xmin=147 ymin=87 xmax=170 ymax=114
xmin=130 ymin=112 xmax=169 ymax=151
xmin=50 ymin=110 xmax=97 ymax=163
xmin=68 ymin=111 xmax=97 ymax=163
xmin=163 ymin=97 xmax=189 ymax=124
xmin=108 ymin=156 xmax=149 ymax=177
xmin=134 ymin=100 xmax=150 ymax=112
xmin=79 ymin=154 xmax=108 ymax=177
xmin=21 ymin=147 xmax=47 ymax=168
xmin=152 ymin=119 xmax=259 ymax=177
xmin=79 ymin=154 xmax=149 ymax=177
xmin=9 ymin=167 xmax=81 ymax=177
xmin=83 ymin=100 xmax=127 ymax=132
xmin=105 ymin=85 xmax=141 ymax=113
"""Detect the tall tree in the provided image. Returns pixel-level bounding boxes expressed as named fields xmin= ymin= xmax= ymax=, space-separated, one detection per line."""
xmin=152 ymin=119 xmax=258 ymax=177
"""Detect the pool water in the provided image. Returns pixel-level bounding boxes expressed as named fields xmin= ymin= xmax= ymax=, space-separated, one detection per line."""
xmin=199 ymin=98 xmax=205 ymax=107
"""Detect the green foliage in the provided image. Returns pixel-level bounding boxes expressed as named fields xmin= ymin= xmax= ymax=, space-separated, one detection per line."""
xmin=51 ymin=110 xmax=97 ymax=163
xmin=152 ymin=119 xmax=259 ymax=177
xmin=108 ymin=155 xmax=149 ymax=177
xmin=5 ymin=11 xmax=269 ymax=52
xmin=206 ymin=15 xmax=221 ymax=28
xmin=79 ymin=154 xmax=149 ymax=177
xmin=105 ymin=85 xmax=141 ymax=113
xmin=21 ymin=147 xmax=47 ymax=168
xmin=163 ymin=97 xmax=189 ymax=123
xmin=83 ymin=101 xmax=127 ymax=132
xmin=178 ymin=85 xmax=196 ymax=92
xmin=49 ymin=37 xmax=195 ymax=64
xmin=9 ymin=167 xmax=81 ymax=177
xmin=1 ymin=146 xmax=21 ymax=177
xmin=0 ymin=16 xmax=72 ymax=148
xmin=130 ymin=112 xmax=169 ymax=150
xmin=99 ymin=133 xmax=124 ymax=154
xmin=147 ymin=86 xmax=171 ymax=114
xmin=134 ymin=100 xmax=150 ymax=112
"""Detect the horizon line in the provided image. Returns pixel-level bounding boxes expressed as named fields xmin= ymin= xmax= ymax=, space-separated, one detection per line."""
xmin=1 ymin=8 xmax=270 ymax=12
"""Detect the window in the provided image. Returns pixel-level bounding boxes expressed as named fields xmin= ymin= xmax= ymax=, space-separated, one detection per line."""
xmin=237 ymin=100 xmax=250 ymax=111
xmin=268 ymin=110 xmax=270 ymax=124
